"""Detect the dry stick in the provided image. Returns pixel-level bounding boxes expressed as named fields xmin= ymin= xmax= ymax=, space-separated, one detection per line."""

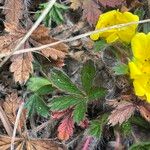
xmin=0 ymin=105 xmax=13 ymax=136
xmin=0 ymin=19 xmax=150 ymax=59
xmin=0 ymin=0 xmax=56 ymax=68
xmin=10 ymin=102 xmax=24 ymax=150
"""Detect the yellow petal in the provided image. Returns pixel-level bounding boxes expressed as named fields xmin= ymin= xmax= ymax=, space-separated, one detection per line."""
xmin=106 ymin=32 xmax=119 ymax=43
xmin=133 ymin=79 xmax=146 ymax=97
xmin=131 ymin=33 xmax=149 ymax=60
xmin=128 ymin=61 xmax=142 ymax=79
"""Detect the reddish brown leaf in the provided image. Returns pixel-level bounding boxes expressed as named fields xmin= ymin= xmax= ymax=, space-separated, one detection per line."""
xmin=10 ymin=52 xmax=33 ymax=84
xmin=4 ymin=0 xmax=23 ymax=26
xmin=108 ymin=101 xmax=136 ymax=126
xmin=52 ymin=109 xmax=71 ymax=120
xmin=82 ymin=0 xmax=101 ymax=26
xmin=79 ymin=118 xmax=89 ymax=128
xmin=98 ymin=0 xmax=126 ymax=7
xmin=138 ymin=104 xmax=150 ymax=122
xmin=31 ymin=26 xmax=69 ymax=60
xmin=58 ymin=116 xmax=74 ymax=141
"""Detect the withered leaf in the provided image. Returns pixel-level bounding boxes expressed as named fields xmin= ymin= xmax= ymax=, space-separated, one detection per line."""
xmin=0 ymin=23 xmax=26 ymax=56
xmin=4 ymin=0 xmax=23 ymax=26
xmin=98 ymin=0 xmax=126 ymax=7
xmin=31 ymin=25 xmax=69 ymax=60
xmin=10 ymin=52 xmax=33 ymax=84
xmin=0 ymin=135 xmax=65 ymax=150
xmin=82 ymin=0 xmax=101 ymax=26
xmin=70 ymin=0 xmax=82 ymax=10
xmin=108 ymin=101 xmax=136 ymax=126
xmin=3 ymin=92 xmax=26 ymax=131
xmin=138 ymin=104 xmax=150 ymax=122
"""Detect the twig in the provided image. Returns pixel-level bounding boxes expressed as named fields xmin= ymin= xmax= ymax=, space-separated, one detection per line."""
xmin=10 ymin=102 xmax=24 ymax=150
xmin=0 ymin=0 xmax=56 ymax=68
xmin=0 ymin=19 xmax=150 ymax=58
xmin=31 ymin=119 xmax=53 ymax=134
xmin=0 ymin=105 xmax=13 ymax=136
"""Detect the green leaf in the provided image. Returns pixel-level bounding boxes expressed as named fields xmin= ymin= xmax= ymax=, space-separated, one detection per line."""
xmin=49 ymin=95 xmax=82 ymax=111
xmin=113 ymin=63 xmax=129 ymax=75
xmin=88 ymin=87 xmax=106 ymax=101
xmin=81 ymin=60 xmax=96 ymax=93
xmin=27 ymin=77 xmax=54 ymax=95
xmin=35 ymin=2 xmax=68 ymax=27
xmin=25 ymin=94 xmax=49 ymax=117
xmin=94 ymin=40 xmax=107 ymax=52
xmin=120 ymin=121 xmax=132 ymax=137
xmin=129 ymin=142 xmax=150 ymax=150
xmin=88 ymin=114 xmax=108 ymax=138
xmin=73 ymin=101 xmax=87 ymax=124
xmin=50 ymin=69 xmax=83 ymax=95
xmin=130 ymin=116 xmax=150 ymax=130
xmin=27 ymin=77 xmax=51 ymax=92
xmin=143 ymin=23 xmax=150 ymax=34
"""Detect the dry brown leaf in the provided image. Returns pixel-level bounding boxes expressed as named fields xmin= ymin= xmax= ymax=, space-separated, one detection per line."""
xmin=138 ymin=104 xmax=150 ymax=122
xmin=0 ymin=135 xmax=23 ymax=150
xmin=2 ymin=92 xmax=26 ymax=131
xmin=82 ymin=0 xmax=101 ymax=26
xmin=108 ymin=101 xmax=136 ymax=126
xmin=0 ymin=135 xmax=65 ymax=150
xmin=10 ymin=51 xmax=33 ymax=84
xmin=4 ymin=0 xmax=23 ymax=26
xmin=70 ymin=0 xmax=82 ymax=10
xmin=31 ymin=25 xmax=69 ymax=60
xmin=98 ymin=0 xmax=126 ymax=7
xmin=0 ymin=23 xmax=26 ymax=55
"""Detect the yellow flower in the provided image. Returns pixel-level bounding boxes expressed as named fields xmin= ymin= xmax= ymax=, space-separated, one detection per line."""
xmin=129 ymin=32 xmax=150 ymax=103
xmin=90 ymin=10 xmax=139 ymax=43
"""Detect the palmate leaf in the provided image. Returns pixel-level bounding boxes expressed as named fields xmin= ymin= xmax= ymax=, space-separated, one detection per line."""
xmin=27 ymin=77 xmax=54 ymax=95
xmin=35 ymin=2 xmax=68 ymax=27
xmin=81 ymin=60 xmax=96 ymax=94
xmin=73 ymin=101 xmax=87 ymax=124
xmin=88 ymin=114 xmax=108 ymax=138
xmin=50 ymin=69 xmax=83 ymax=95
xmin=49 ymin=95 xmax=83 ymax=111
xmin=25 ymin=94 xmax=49 ymax=117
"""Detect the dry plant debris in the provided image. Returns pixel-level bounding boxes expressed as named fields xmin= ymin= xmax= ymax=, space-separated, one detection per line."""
xmin=0 ymin=0 xmax=150 ymax=150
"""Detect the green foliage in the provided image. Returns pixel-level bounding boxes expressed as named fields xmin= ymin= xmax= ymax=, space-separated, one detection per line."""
xmin=25 ymin=94 xmax=49 ymax=117
xmin=120 ymin=121 xmax=132 ymax=137
xmin=143 ymin=23 xmax=150 ymax=34
xmin=81 ymin=60 xmax=96 ymax=93
xmin=113 ymin=63 xmax=129 ymax=75
xmin=130 ymin=116 xmax=150 ymax=130
xmin=73 ymin=101 xmax=87 ymax=124
xmin=50 ymin=69 xmax=83 ymax=95
xmin=35 ymin=2 xmax=68 ymax=27
xmin=27 ymin=77 xmax=54 ymax=95
xmin=94 ymin=40 xmax=107 ymax=52
xmin=88 ymin=114 xmax=108 ymax=138
xmin=49 ymin=95 xmax=82 ymax=111
xmin=26 ymin=60 xmax=106 ymax=122
xmin=49 ymin=62 xmax=106 ymax=124
xmin=129 ymin=142 xmax=150 ymax=150
xmin=88 ymin=88 xmax=106 ymax=101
